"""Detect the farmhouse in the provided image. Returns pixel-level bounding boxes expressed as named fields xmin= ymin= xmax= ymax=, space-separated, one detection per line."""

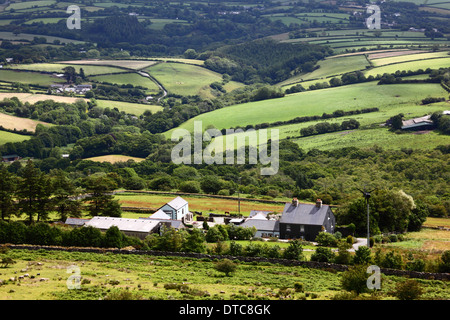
xmin=84 ymin=216 xmax=161 ymax=240
xmin=155 ymin=196 xmax=193 ymax=223
xmin=2 ymin=154 xmax=20 ymax=162
xmin=401 ymin=115 xmax=434 ymax=131
xmin=141 ymin=209 xmax=186 ymax=230
xmin=279 ymin=198 xmax=336 ymax=241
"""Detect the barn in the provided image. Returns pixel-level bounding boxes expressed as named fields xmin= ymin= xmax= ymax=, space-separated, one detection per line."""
xmin=84 ymin=216 xmax=161 ymax=240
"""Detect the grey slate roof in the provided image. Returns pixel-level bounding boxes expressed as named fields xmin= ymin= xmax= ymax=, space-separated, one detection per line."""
xmin=280 ymin=203 xmax=329 ymax=226
xmin=166 ymin=196 xmax=188 ymax=210
xmin=240 ymin=219 xmax=279 ymax=232
xmin=65 ymin=217 xmax=89 ymax=226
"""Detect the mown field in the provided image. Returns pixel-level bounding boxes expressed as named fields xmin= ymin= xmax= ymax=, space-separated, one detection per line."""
xmin=145 ymin=62 xmax=245 ymax=98
xmin=0 ymin=112 xmax=51 ymax=132
xmin=84 ymin=155 xmax=146 ymax=164
xmin=9 ymin=63 xmax=126 ymax=76
xmin=0 ymin=130 xmax=31 ymax=144
xmin=95 ymin=100 xmax=162 ymax=116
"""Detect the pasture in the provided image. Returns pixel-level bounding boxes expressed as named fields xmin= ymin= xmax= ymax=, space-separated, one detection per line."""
xmin=145 ymin=62 xmax=244 ymax=97
xmin=0 ymin=70 xmax=64 ymax=86
xmin=95 ymin=100 xmax=162 ymax=116
xmin=165 ymin=82 xmax=448 ymax=135
xmin=2 ymin=248 xmax=449 ymax=300
xmin=9 ymin=63 xmax=126 ymax=76
xmin=0 ymin=93 xmax=87 ymax=104
xmin=0 ymin=130 xmax=31 ymax=144
xmin=90 ymin=73 xmax=160 ymax=92
xmin=369 ymin=51 xmax=450 ymax=67
xmin=364 ymin=57 xmax=450 ymax=77
xmin=115 ymin=192 xmax=287 ymax=215
xmin=58 ymin=60 xmax=158 ymax=70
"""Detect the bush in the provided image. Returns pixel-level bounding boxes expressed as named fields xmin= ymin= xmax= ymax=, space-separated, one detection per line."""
xmin=353 ymin=246 xmax=372 ymax=265
xmin=282 ymin=239 xmax=304 ymax=260
xmin=438 ymin=250 xmax=450 ymax=273
xmin=311 ymin=247 xmax=335 ymax=263
xmin=179 ymin=181 xmax=201 ymax=193
xmin=341 ymin=265 xmax=370 ymax=294
xmin=215 ymin=259 xmax=237 ymax=276
xmin=393 ymin=280 xmax=423 ymax=300
xmin=315 ymin=232 xmax=338 ymax=247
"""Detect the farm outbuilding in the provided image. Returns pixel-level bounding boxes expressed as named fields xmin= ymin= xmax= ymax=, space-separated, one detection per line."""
xmin=84 ymin=216 xmax=161 ymax=240
xmin=240 ymin=213 xmax=280 ymax=238
xmin=279 ymin=198 xmax=335 ymax=241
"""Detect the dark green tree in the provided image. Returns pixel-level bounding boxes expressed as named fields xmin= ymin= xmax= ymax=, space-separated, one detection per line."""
xmin=82 ymin=175 xmax=122 ymax=217
xmin=0 ymin=164 xmax=16 ymax=220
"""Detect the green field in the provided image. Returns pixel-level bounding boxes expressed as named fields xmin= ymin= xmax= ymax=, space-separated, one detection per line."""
xmin=370 ymin=51 xmax=450 ymax=67
xmin=90 ymin=73 xmax=161 ymax=92
xmin=10 ymin=63 xmax=126 ymax=76
xmin=0 ymin=130 xmax=31 ymax=144
xmin=95 ymin=100 xmax=162 ymax=116
xmin=364 ymin=57 xmax=450 ymax=77
xmin=5 ymin=0 xmax=57 ymax=11
xmin=166 ymin=82 xmax=448 ymax=135
xmin=1 ymin=248 xmax=448 ymax=300
xmin=0 ymin=70 xmax=64 ymax=86
xmin=279 ymin=54 xmax=371 ymax=87
xmin=145 ymin=62 xmax=245 ymax=97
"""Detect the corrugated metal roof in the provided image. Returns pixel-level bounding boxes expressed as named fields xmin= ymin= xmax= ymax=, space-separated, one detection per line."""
xmin=280 ymin=203 xmax=329 ymax=226
xmin=85 ymin=216 xmax=160 ymax=233
xmin=166 ymin=196 xmax=188 ymax=210
xmin=65 ymin=218 xmax=89 ymax=226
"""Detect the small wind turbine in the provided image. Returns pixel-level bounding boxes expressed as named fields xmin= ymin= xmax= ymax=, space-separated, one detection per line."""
xmin=356 ymin=185 xmax=377 ymax=248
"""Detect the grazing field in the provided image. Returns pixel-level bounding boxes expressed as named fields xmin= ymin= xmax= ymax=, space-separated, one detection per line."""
xmin=2 ymin=249 xmax=448 ymax=300
xmin=0 ymin=112 xmax=52 ymax=132
xmin=370 ymin=51 xmax=450 ymax=67
xmin=364 ymin=57 xmax=450 ymax=77
xmin=0 ymin=70 xmax=64 ymax=86
xmin=58 ymin=60 xmax=158 ymax=70
xmin=95 ymin=100 xmax=162 ymax=116
xmin=5 ymin=0 xmax=57 ymax=11
xmin=84 ymin=155 xmax=146 ymax=164
xmin=0 ymin=130 xmax=31 ymax=144
xmin=279 ymin=54 xmax=370 ymax=87
xmin=90 ymin=73 xmax=160 ymax=92
xmin=145 ymin=62 xmax=244 ymax=97
xmin=166 ymin=82 xmax=448 ymax=135
xmin=115 ymin=192 xmax=287 ymax=215
xmin=9 ymin=63 xmax=126 ymax=76
xmin=0 ymin=32 xmax=83 ymax=44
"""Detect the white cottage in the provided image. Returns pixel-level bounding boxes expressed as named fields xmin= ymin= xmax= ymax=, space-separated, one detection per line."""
xmin=156 ymin=196 xmax=193 ymax=222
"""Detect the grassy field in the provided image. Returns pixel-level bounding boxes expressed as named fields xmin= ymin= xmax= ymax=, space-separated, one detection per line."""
xmin=90 ymin=72 xmax=161 ymax=92
xmin=0 ymin=130 xmax=31 ymax=144
xmin=9 ymin=63 xmax=126 ymax=76
xmin=145 ymin=62 xmax=244 ymax=97
xmin=0 ymin=112 xmax=51 ymax=132
xmin=2 ymin=248 xmax=448 ymax=300
xmin=95 ymin=100 xmax=162 ymax=116
xmin=84 ymin=155 xmax=146 ymax=164
xmin=0 ymin=70 xmax=64 ymax=86
xmin=165 ymin=81 xmax=448 ymax=135
xmin=369 ymin=51 xmax=450 ymax=67
xmin=5 ymin=0 xmax=57 ymax=11
xmin=364 ymin=57 xmax=450 ymax=77
xmin=57 ymin=60 xmax=158 ymax=70
xmin=115 ymin=192 xmax=287 ymax=215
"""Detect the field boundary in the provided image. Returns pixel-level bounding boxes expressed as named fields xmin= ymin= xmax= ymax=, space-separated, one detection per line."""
xmin=5 ymin=244 xmax=449 ymax=281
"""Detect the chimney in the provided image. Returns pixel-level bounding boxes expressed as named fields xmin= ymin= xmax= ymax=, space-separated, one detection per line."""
xmin=292 ymin=197 xmax=298 ymax=207
xmin=316 ymin=199 xmax=322 ymax=208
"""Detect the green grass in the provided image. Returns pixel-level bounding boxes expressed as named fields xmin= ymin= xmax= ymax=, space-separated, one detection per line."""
xmin=365 ymin=57 xmax=450 ymax=77
xmin=10 ymin=63 xmax=125 ymax=76
xmin=90 ymin=73 xmax=160 ymax=92
xmin=165 ymin=82 xmax=448 ymax=135
xmin=145 ymin=62 xmax=244 ymax=97
xmin=0 ymin=70 xmax=64 ymax=86
xmin=0 ymin=130 xmax=31 ymax=144
xmin=1 ymin=248 xmax=448 ymax=300
xmin=279 ymin=54 xmax=370 ymax=87
xmin=95 ymin=100 xmax=162 ymax=116
xmin=5 ymin=0 xmax=56 ymax=11
xmin=370 ymin=51 xmax=450 ymax=67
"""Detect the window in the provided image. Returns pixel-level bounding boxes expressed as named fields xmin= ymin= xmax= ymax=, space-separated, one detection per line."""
xmin=286 ymin=224 xmax=291 ymax=232
xmin=300 ymin=225 xmax=305 ymax=233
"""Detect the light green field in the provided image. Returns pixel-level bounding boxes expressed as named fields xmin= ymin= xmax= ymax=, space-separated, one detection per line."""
xmin=370 ymin=51 xmax=450 ymax=67
xmin=146 ymin=62 xmax=244 ymax=97
xmin=279 ymin=54 xmax=370 ymax=87
xmin=95 ymin=100 xmax=162 ymax=116
xmin=0 ymin=31 xmax=83 ymax=44
xmin=5 ymin=0 xmax=56 ymax=11
xmin=0 ymin=130 xmax=31 ymax=144
xmin=90 ymin=73 xmax=160 ymax=92
xmin=364 ymin=57 xmax=450 ymax=77
xmin=58 ymin=59 xmax=158 ymax=70
xmin=0 ymin=70 xmax=64 ymax=86
xmin=10 ymin=63 xmax=125 ymax=76
xmin=165 ymin=82 xmax=448 ymax=135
